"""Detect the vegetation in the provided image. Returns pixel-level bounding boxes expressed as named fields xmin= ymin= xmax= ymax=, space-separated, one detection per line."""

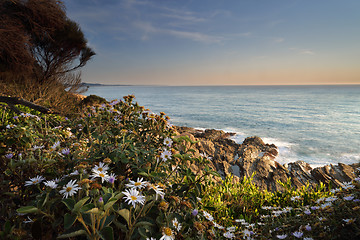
xmin=1 ymin=96 xmax=359 ymax=239
xmin=0 ymin=0 xmax=94 ymax=114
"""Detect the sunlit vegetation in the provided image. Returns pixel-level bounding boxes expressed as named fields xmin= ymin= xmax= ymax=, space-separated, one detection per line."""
xmin=1 ymin=96 xmax=359 ymax=239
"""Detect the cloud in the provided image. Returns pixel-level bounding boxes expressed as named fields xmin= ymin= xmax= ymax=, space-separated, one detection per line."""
xmin=273 ymin=37 xmax=284 ymax=43
xmin=165 ymin=29 xmax=223 ymax=43
xmin=134 ymin=21 xmax=223 ymax=43
xmin=161 ymin=13 xmax=206 ymax=23
xmin=300 ymin=50 xmax=315 ymax=55
xmin=289 ymin=48 xmax=315 ymax=55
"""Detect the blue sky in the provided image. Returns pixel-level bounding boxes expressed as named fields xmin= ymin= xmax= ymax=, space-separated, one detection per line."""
xmin=63 ymin=0 xmax=360 ymax=85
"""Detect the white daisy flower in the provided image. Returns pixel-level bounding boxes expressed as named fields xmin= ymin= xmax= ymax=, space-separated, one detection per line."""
xmin=202 ymin=210 xmax=214 ymax=221
xmin=93 ymin=162 xmax=109 ymax=172
xmin=51 ymin=141 xmax=60 ymax=150
xmin=292 ymin=231 xmax=303 ymax=238
xmin=304 ymin=209 xmax=311 ymax=215
xmin=172 ymin=218 xmax=182 ymax=232
xmin=32 ymin=145 xmax=45 ymax=150
xmin=6 ymin=124 xmax=16 ymax=129
xmin=291 ymin=196 xmax=301 ymax=201
xmin=149 ymin=184 xmax=165 ymax=200
xmin=276 ymin=234 xmax=287 ymax=239
xmin=160 ymin=150 xmax=172 ymax=162
xmin=243 ymin=229 xmax=252 ymax=238
xmin=59 ymin=180 xmax=81 ymax=198
xmin=61 ymin=148 xmax=70 ymax=155
xmin=125 ymin=177 xmax=148 ymax=189
xmin=342 ymin=181 xmax=354 ymax=190
xmin=44 ymin=180 xmax=58 ymax=189
xmin=25 ymin=175 xmax=45 ymax=186
xmin=70 ymin=170 xmax=80 ymax=176
xmin=343 ymin=195 xmax=354 ymax=201
xmin=122 ymin=188 xmax=145 ymax=208
xmin=160 ymin=227 xmax=174 ymax=240
xmin=223 ymin=231 xmax=235 ymax=239
xmin=23 ymin=216 xmax=34 ymax=223
xmin=90 ymin=169 xmax=110 ymax=183
xmin=163 ymin=137 xmax=173 ymax=147
xmin=343 ymin=218 xmax=356 ymax=224
xmin=212 ymin=221 xmax=224 ymax=229
xmin=108 ymin=173 xmax=117 ymax=184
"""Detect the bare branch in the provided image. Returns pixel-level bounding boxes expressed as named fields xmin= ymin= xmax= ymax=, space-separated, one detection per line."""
xmin=0 ymin=96 xmax=52 ymax=114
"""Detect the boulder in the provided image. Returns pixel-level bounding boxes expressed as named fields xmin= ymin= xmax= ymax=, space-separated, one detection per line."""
xmin=175 ymin=126 xmax=360 ymax=192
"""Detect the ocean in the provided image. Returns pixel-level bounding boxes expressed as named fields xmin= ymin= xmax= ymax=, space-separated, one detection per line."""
xmin=84 ymin=85 xmax=360 ymax=168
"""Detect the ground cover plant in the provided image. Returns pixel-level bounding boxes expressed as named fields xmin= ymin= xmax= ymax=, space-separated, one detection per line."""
xmin=1 ymin=95 xmax=360 ymax=239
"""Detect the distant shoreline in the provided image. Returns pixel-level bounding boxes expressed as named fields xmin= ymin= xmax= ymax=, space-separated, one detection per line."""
xmin=84 ymin=83 xmax=360 ymax=87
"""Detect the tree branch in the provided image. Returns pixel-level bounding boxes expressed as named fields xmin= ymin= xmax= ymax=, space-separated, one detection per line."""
xmin=0 ymin=96 xmax=52 ymax=114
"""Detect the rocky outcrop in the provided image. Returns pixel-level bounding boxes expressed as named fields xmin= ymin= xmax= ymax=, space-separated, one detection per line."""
xmin=175 ymin=127 xmax=360 ymax=192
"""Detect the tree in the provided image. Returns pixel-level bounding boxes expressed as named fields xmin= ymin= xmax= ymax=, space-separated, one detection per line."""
xmin=0 ymin=0 xmax=95 ymax=114
xmin=0 ymin=0 xmax=94 ymax=86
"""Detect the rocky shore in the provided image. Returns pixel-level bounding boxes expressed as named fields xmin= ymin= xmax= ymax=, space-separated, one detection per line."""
xmin=175 ymin=126 xmax=360 ymax=192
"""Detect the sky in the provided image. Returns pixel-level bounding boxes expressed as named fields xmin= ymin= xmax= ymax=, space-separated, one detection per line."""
xmin=63 ymin=0 xmax=360 ymax=86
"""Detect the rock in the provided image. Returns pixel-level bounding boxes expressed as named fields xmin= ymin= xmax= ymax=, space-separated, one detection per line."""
xmin=175 ymin=126 xmax=360 ymax=192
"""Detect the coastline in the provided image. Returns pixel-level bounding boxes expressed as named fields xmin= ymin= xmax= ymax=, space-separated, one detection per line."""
xmin=175 ymin=126 xmax=360 ymax=192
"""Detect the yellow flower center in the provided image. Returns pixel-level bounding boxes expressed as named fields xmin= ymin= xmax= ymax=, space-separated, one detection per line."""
xmin=99 ymin=173 xmax=105 ymax=177
xmin=164 ymin=227 xmax=172 ymax=236
xmin=66 ymin=187 xmax=72 ymax=192
xmin=135 ymin=182 xmax=141 ymax=186
xmin=98 ymin=167 xmax=103 ymax=171
xmin=131 ymin=196 xmax=137 ymax=201
xmin=33 ymin=180 xmax=39 ymax=184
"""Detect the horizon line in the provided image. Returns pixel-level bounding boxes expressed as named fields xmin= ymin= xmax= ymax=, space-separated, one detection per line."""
xmin=84 ymin=82 xmax=360 ymax=87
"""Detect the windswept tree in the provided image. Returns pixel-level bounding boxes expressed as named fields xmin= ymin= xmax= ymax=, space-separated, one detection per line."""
xmin=0 ymin=0 xmax=95 ymax=113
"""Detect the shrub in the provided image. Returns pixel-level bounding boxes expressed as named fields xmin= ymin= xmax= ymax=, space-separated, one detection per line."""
xmin=0 ymin=95 xmax=359 ymax=239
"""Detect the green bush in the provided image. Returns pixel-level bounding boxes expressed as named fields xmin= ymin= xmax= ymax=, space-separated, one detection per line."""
xmin=1 ymin=96 xmax=359 ymax=239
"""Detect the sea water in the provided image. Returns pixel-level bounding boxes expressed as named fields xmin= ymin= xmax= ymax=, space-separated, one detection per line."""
xmin=84 ymin=85 xmax=360 ymax=167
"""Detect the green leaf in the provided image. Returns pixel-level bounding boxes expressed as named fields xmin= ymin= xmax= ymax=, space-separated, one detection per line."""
xmin=133 ymin=221 xmax=154 ymax=228
xmin=42 ymin=193 xmax=49 ymax=208
xmin=99 ymin=226 xmax=114 ymax=240
xmin=86 ymin=208 xmax=100 ymax=214
xmin=57 ymin=229 xmax=87 ymax=238
xmin=113 ymin=220 xmax=127 ymax=232
xmin=4 ymin=221 xmax=12 ymax=234
xmin=80 ymin=203 xmax=95 ymax=213
xmin=104 ymin=199 xmax=117 ymax=211
xmin=73 ymin=197 xmax=90 ymax=213
xmin=62 ymin=198 xmax=75 ymax=211
xmin=117 ymin=209 xmax=130 ymax=225
xmin=138 ymin=172 xmax=149 ymax=177
xmin=103 ymin=193 xmax=113 ymax=204
xmin=64 ymin=213 xmax=77 ymax=229
xmin=17 ymin=206 xmax=39 ymax=214
xmin=100 ymin=215 xmax=115 ymax=227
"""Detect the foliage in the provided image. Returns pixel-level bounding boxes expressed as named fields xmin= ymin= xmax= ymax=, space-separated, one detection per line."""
xmin=0 ymin=0 xmax=94 ymax=115
xmin=0 ymin=95 xmax=360 ymax=239
xmin=0 ymin=95 xmax=218 ymax=239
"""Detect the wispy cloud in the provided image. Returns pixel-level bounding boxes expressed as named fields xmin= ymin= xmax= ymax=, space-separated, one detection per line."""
xmin=135 ymin=21 xmax=223 ymax=43
xmin=161 ymin=13 xmax=206 ymax=23
xmin=300 ymin=50 xmax=315 ymax=55
xmin=289 ymin=48 xmax=315 ymax=55
xmin=165 ymin=29 xmax=223 ymax=43
xmin=273 ymin=37 xmax=284 ymax=43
